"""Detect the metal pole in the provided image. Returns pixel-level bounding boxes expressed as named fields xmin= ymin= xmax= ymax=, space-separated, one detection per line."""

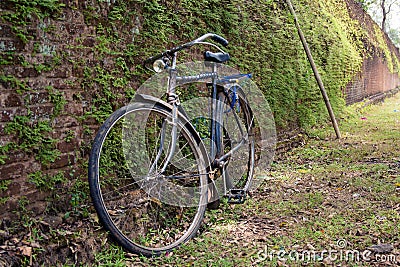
xmin=285 ymin=0 xmax=342 ymax=139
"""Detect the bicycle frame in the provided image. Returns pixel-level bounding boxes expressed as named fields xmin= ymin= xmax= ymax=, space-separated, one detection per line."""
xmin=88 ymin=34 xmax=261 ymax=257
xmin=143 ymin=33 xmax=254 ymax=197
xmin=159 ymin=54 xmax=249 ymax=183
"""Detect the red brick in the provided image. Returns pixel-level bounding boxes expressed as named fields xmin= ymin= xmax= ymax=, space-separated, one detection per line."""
xmin=63 ymin=103 xmax=83 ymax=116
xmin=52 ymin=79 xmax=76 ymax=90
xmin=50 ymin=153 xmax=75 ymax=169
xmin=0 ymin=107 xmax=28 ymax=122
xmin=27 ymin=91 xmax=49 ymax=105
xmin=0 ymin=39 xmax=24 ymax=52
xmin=0 ymin=24 xmax=13 ymax=38
xmin=0 ymin=163 xmax=24 ymax=180
xmin=1 ymin=181 xmax=21 ymax=197
xmin=0 ymin=109 xmax=13 ymax=122
xmin=20 ymin=67 xmax=40 ymax=78
xmin=4 ymin=93 xmax=22 ymax=107
xmin=29 ymin=105 xmax=54 ymax=119
xmin=3 ymin=150 xmax=31 ymax=165
xmin=53 ymin=116 xmax=79 ymax=128
xmin=57 ymin=140 xmax=78 ymax=153
xmin=46 ymin=67 xmax=70 ymax=78
xmin=66 ymin=24 xmax=86 ymax=35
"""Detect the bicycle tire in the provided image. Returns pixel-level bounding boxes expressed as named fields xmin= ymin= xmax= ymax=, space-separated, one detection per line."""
xmin=217 ymin=85 xmax=256 ymax=192
xmin=88 ymin=101 xmax=209 ymax=256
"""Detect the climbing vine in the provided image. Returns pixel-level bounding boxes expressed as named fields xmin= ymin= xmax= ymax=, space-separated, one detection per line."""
xmin=1 ymin=1 xmax=399 ymax=264
xmin=4 ymin=115 xmax=60 ymax=166
xmin=1 ymin=0 xmax=65 ymax=43
xmin=0 ymin=0 xmax=399 ymax=220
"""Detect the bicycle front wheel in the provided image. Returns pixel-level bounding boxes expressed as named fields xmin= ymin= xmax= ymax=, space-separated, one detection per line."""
xmin=88 ymin=101 xmax=209 ymax=256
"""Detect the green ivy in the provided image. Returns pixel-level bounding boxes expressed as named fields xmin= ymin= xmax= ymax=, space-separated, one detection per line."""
xmin=75 ymin=0 xmax=392 ymax=130
xmin=374 ymin=24 xmax=395 ymax=73
xmin=1 ymin=0 xmax=65 ymax=25
xmin=0 ymin=143 xmax=13 ymax=164
xmin=5 ymin=115 xmax=60 ymax=166
xmin=28 ymin=170 xmax=66 ymax=191
xmin=1 ymin=0 xmax=65 ymax=43
xmin=45 ymin=85 xmax=67 ymax=118
xmin=0 ymin=75 xmax=30 ymax=94
xmin=1 ymin=0 xmax=399 ymax=218
xmin=0 ymin=180 xmax=11 ymax=191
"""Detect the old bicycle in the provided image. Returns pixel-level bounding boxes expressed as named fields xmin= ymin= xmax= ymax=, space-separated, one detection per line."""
xmin=88 ymin=33 xmax=274 ymax=256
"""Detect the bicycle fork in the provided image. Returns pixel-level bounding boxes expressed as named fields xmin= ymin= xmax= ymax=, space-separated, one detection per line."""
xmin=148 ymin=52 xmax=180 ymax=176
xmin=147 ymin=106 xmax=178 ymax=176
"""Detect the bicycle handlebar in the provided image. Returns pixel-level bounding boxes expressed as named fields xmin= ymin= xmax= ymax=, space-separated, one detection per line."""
xmin=143 ymin=33 xmax=228 ymax=70
xmin=193 ymin=33 xmax=228 ymax=47
xmin=210 ymin=34 xmax=229 ymax=47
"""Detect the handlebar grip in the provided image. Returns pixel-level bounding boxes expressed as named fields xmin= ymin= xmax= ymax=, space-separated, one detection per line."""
xmin=211 ymin=35 xmax=228 ymax=47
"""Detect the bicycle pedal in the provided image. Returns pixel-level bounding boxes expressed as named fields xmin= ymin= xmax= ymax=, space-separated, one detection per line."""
xmin=227 ymin=189 xmax=246 ymax=204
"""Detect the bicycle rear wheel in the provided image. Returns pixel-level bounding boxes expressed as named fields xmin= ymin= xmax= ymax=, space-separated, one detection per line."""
xmin=88 ymin=101 xmax=208 ymax=256
xmin=216 ymin=85 xmax=256 ymax=193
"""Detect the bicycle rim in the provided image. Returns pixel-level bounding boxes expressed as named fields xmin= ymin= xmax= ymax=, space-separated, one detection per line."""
xmin=88 ymin=102 xmax=208 ymax=256
xmin=218 ymin=88 xmax=256 ymax=192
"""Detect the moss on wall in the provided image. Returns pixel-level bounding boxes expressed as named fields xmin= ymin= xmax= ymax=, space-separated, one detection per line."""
xmin=3 ymin=0 xmax=398 ymax=132
xmin=74 ymin=0 xmax=397 ymax=129
xmin=1 ymin=0 xmax=399 ymax=217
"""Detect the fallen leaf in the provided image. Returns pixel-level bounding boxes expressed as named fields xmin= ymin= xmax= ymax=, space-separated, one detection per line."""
xmin=279 ymin=221 xmax=288 ymax=227
xmin=19 ymin=246 xmax=32 ymax=257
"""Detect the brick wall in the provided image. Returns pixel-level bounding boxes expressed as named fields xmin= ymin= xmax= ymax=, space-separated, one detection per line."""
xmin=0 ymin=4 xmax=103 ymax=218
xmin=345 ymin=55 xmax=400 ymax=104
xmin=1 ymin=0 xmax=400 ymax=220
xmin=345 ymin=0 xmax=400 ymax=104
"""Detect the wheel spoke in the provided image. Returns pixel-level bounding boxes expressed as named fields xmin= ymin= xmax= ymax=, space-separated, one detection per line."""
xmin=89 ymin=103 xmax=207 ymax=256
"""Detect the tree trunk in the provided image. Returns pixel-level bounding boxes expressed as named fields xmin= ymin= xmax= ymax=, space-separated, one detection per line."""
xmin=381 ymin=0 xmax=387 ymax=31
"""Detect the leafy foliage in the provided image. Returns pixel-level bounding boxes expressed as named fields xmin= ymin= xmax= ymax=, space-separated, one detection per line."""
xmin=1 ymin=0 xmax=65 ymax=26
xmin=4 ymin=115 xmax=60 ymax=166
xmin=28 ymin=171 xmax=66 ymax=191
xmin=1 ymin=0 xmax=65 ymax=43
xmin=79 ymin=0 xmax=370 ymax=129
xmin=1 ymin=0 xmax=400 ymax=265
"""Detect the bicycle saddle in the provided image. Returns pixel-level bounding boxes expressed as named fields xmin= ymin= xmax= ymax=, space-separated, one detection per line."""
xmin=204 ymin=51 xmax=230 ymax=63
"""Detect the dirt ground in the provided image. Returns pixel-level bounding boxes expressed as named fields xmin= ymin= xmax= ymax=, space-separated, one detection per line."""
xmin=1 ymin=93 xmax=399 ymax=266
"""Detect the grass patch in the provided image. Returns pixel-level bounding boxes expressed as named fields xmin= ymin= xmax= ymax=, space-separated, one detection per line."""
xmin=86 ymin=95 xmax=400 ymax=265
